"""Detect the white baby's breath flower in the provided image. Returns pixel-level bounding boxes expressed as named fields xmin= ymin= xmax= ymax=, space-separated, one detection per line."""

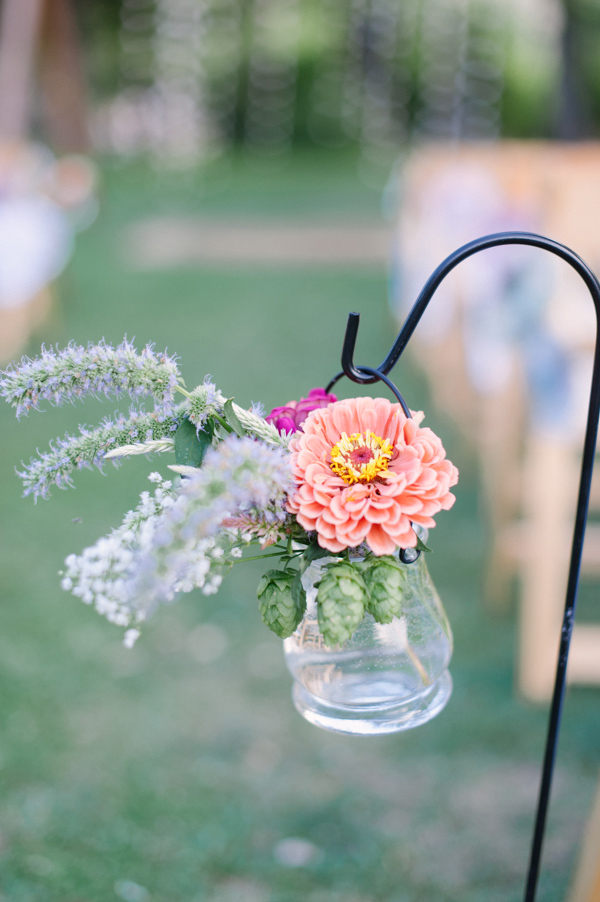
xmin=61 ymin=473 xmax=179 ymax=633
xmin=61 ymin=467 xmax=248 ymax=637
xmin=123 ymin=629 xmax=140 ymax=649
xmin=125 ymin=435 xmax=293 ymax=609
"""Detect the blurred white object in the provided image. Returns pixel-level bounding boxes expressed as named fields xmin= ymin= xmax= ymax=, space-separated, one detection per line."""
xmin=273 ymin=837 xmax=322 ymax=868
xmin=0 ymin=195 xmax=71 ymax=310
xmin=0 ymin=143 xmax=97 ymax=360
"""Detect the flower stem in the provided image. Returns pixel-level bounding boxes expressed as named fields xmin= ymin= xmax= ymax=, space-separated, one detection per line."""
xmin=212 ymin=413 xmax=233 ymax=433
xmin=176 ymin=384 xmax=194 ymax=400
xmin=406 ymin=641 xmax=431 ymax=686
xmin=232 ymin=551 xmax=286 ymax=564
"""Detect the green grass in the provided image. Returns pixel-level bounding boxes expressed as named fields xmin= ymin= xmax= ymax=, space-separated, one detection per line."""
xmin=0 ymin=150 xmax=598 ymax=902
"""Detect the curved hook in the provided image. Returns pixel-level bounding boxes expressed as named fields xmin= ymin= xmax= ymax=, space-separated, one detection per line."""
xmin=353 ymin=366 xmax=411 ymax=418
xmin=328 ymin=230 xmax=600 ymax=902
xmin=333 ymin=231 xmax=600 ymax=386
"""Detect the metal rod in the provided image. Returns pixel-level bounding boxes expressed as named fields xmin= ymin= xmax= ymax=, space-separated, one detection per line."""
xmin=355 ymin=365 xmax=412 ymax=418
xmin=331 ymin=231 xmax=600 ymax=902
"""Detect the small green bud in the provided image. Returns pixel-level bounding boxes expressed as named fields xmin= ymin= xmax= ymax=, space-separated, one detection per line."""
xmin=316 ymin=561 xmax=367 ymax=647
xmin=257 ymin=569 xmax=306 ymax=638
xmin=363 ymin=555 xmax=407 ymax=624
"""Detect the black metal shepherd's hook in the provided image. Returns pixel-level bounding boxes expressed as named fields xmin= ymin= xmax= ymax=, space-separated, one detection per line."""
xmin=327 ymin=232 xmax=600 ymax=902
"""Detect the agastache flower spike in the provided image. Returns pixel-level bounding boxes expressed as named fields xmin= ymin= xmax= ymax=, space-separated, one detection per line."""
xmin=185 ymin=378 xmax=225 ymax=433
xmin=0 ymin=338 xmax=181 ymax=418
xmin=178 ymin=378 xmax=285 ymax=445
xmin=19 ymin=406 xmax=185 ymax=500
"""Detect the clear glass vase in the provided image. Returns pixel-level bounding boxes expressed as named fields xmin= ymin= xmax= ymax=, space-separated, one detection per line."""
xmin=283 ymin=551 xmax=453 ymax=736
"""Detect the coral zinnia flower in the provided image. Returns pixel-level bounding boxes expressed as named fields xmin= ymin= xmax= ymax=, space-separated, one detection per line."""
xmin=286 ymin=397 xmax=458 ymax=555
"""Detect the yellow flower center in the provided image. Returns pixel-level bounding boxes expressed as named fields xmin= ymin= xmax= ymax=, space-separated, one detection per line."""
xmin=330 ymin=431 xmax=393 ymax=485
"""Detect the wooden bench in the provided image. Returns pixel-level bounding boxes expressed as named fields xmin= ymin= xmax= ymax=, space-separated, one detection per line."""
xmin=570 ymin=771 xmax=600 ymax=902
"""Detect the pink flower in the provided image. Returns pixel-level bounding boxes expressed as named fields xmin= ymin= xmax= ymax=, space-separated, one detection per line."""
xmin=266 ymin=387 xmax=337 ymax=434
xmin=286 ymin=396 xmax=458 ymax=555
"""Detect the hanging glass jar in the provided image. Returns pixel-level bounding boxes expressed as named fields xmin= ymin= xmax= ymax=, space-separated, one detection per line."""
xmin=283 ymin=542 xmax=453 ymax=736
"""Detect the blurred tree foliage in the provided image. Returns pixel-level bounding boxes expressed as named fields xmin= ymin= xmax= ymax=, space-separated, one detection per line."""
xmin=556 ymin=0 xmax=600 ymax=137
xmin=74 ymin=0 xmax=600 ymax=147
xmin=76 ymin=0 xmax=122 ymax=101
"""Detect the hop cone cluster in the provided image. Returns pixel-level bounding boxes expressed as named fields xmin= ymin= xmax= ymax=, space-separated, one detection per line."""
xmin=363 ymin=555 xmax=407 ymax=624
xmin=316 ymin=561 xmax=367 ymax=647
xmin=257 ymin=569 xmax=306 ymax=638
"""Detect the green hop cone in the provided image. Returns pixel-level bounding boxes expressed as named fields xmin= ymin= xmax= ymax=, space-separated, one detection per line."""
xmin=363 ymin=555 xmax=407 ymax=624
xmin=257 ymin=569 xmax=306 ymax=639
xmin=316 ymin=561 xmax=367 ymax=647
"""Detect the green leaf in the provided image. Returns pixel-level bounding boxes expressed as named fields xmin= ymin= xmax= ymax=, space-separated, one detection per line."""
xmin=291 ymin=569 xmax=306 ymax=610
xmin=223 ymin=399 xmax=246 ymax=438
xmin=298 ymin=540 xmax=331 ymax=575
xmin=174 ymin=417 xmax=214 ymax=467
xmin=304 ymin=541 xmax=331 ymax=566
xmin=415 ymin=535 xmax=432 ymax=554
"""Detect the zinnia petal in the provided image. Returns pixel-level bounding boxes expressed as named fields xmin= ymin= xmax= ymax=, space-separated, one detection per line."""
xmin=286 ymin=397 xmax=458 ymax=554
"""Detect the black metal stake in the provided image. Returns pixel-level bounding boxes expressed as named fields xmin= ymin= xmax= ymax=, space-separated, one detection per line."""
xmin=327 ymin=232 xmax=600 ymax=902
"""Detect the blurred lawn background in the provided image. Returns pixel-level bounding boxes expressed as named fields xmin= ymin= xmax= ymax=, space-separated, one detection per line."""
xmin=0 ymin=149 xmax=599 ymax=902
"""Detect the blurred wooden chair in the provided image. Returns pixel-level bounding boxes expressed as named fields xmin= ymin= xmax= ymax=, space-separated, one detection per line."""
xmin=503 ymin=436 xmax=600 ymax=701
xmin=569 ymin=771 xmax=600 ymax=902
xmin=394 ymin=142 xmax=600 ymax=702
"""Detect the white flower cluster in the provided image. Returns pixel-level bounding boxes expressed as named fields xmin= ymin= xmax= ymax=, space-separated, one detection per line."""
xmin=0 ymin=336 xmax=297 ymax=645
xmin=125 ymin=436 xmax=293 ymax=610
xmin=60 ymin=473 xmax=231 ymax=638
xmin=61 ymin=435 xmax=292 ymax=643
